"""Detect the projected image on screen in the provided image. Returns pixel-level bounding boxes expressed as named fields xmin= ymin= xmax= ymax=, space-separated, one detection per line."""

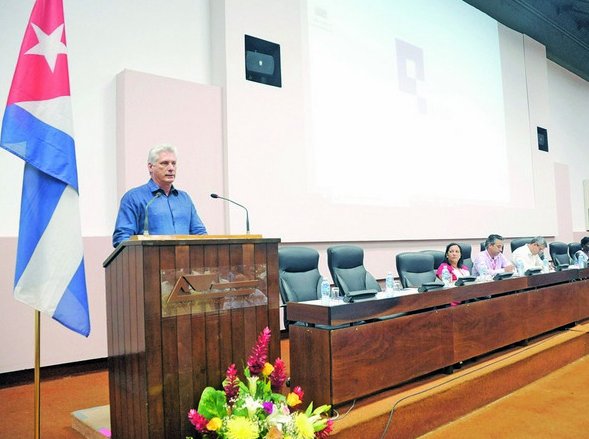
xmin=306 ymin=0 xmax=508 ymax=206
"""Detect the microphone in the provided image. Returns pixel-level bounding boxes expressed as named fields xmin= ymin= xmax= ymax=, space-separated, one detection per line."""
xmin=143 ymin=192 xmax=162 ymax=236
xmin=210 ymin=193 xmax=250 ymax=234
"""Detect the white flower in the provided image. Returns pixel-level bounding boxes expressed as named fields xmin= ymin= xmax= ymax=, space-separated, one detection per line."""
xmin=247 ymin=376 xmax=259 ymax=396
xmin=244 ymin=395 xmax=262 ymax=418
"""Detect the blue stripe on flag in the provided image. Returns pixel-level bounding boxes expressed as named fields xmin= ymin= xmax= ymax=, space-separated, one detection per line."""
xmin=14 ymin=164 xmax=65 ymax=286
xmin=1 ymin=104 xmax=79 ymax=190
xmin=53 ymin=259 xmax=90 ymax=337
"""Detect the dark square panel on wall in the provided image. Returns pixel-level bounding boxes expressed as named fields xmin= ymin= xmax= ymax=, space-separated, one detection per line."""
xmin=537 ymin=126 xmax=548 ymax=152
xmin=245 ymin=34 xmax=281 ymax=88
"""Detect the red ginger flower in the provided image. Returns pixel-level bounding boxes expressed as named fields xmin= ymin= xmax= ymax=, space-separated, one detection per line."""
xmin=315 ymin=419 xmax=334 ymax=438
xmin=223 ymin=363 xmax=240 ymax=404
xmin=247 ymin=326 xmax=271 ymax=375
xmin=270 ymin=357 xmax=287 ymax=391
xmin=188 ymin=409 xmax=209 ymax=433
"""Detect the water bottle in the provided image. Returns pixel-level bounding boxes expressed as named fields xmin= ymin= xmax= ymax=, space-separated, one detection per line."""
xmin=579 ymin=252 xmax=588 ymax=269
xmin=515 ymin=258 xmax=525 ymax=276
xmin=542 ymin=257 xmax=550 ymax=273
xmin=385 ymin=272 xmax=394 ymax=293
xmin=321 ymin=278 xmax=330 ymax=304
xmin=441 ymin=266 xmax=452 ymax=287
xmin=478 ymin=262 xmax=489 ymax=280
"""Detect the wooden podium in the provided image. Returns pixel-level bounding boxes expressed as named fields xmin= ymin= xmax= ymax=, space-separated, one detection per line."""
xmin=103 ymin=235 xmax=280 ymax=438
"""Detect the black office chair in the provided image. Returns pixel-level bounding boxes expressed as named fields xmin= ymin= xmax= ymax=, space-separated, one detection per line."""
xmin=569 ymin=242 xmax=582 ymax=261
xmin=456 ymin=242 xmax=473 ymax=271
xmin=326 ymin=245 xmax=381 ymax=295
xmin=396 ymin=252 xmax=437 ymax=288
xmin=549 ymin=241 xmax=570 ymax=267
xmin=278 ymin=247 xmax=323 ymax=327
xmin=420 ymin=250 xmax=445 ymax=270
xmin=511 ymin=237 xmax=532 ymax=253
xmin=480 ymin=241 xmax=486 ymax=252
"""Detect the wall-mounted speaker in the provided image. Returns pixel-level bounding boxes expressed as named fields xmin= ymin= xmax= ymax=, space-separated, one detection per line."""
xmin=537 ymin=126 xmax=548 ymax=152
xmin=245 ymin=35 xmax=281 ymax=87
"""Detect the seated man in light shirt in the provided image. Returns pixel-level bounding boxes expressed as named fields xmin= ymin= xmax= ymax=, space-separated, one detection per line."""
xmin=511 ymin=236 xmax=546 ymax=270
xmin=472 ymin=234 xmax=515 ymax=276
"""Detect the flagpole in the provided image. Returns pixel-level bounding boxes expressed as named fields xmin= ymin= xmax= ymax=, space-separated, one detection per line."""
xmin=34 ymin=310 xmax=41 ymax=439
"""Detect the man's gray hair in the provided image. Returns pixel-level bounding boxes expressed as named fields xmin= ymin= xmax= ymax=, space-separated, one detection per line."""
xmin=530 ymin=236 xmax=547 ymax=247
xmin=485 ymin=234 xmax=504 ymax=249
xmin=148 ymin=144 xmax=177 ymax=164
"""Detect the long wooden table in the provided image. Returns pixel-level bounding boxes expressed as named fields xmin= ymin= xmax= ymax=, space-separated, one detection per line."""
xmin=287 ymin=269 xmax=589 ymax=408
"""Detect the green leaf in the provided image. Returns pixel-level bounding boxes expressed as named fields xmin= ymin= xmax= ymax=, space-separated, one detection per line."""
xmin=197 ymin=387 xmax=228 ymax=419
xmin=305 ymin=402 xmax=314 ymax=416
xmin=312 ymin=404 xmax=331 ymax=415
xmin=313 ymin=419 xmax=327 ymax=432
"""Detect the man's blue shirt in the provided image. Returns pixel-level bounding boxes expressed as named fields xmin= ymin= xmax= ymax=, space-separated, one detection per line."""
xmin=112 ymin=179 xmax=207 ymax=247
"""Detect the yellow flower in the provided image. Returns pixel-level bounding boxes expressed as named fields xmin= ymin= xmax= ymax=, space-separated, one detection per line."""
xmin=262 ymin=362 xmax=275 ymax=377
xmin=286 ymin=392 xmax=302 ymax=407
xmin=225 ymin=416 xmax=259 ymax=439
xmin=206 ymin=417 xmax=222 ymax=431
xmin=294 ymin=413 xmax=315 ymax=439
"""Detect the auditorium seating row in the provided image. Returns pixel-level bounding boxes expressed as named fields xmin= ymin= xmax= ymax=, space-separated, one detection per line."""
xmin=278 ymin=239 xmax=585 ymax=310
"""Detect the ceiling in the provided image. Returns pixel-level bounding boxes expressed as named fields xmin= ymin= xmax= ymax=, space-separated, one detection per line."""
xmin=463 ymin=0 xmax=589 ymax=82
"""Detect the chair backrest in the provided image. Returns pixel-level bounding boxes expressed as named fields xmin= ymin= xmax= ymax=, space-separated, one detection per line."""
xmin=278 ymin=247 xmax=322 ymax=304
xmin=569 ymin=242 xmax=582 ymax=260
xmin=549 ymin=241 xmax=570 ymax=266
xmin=419 ymin=250 xmax=445 ymax=270
xmin=480 ymin=241 xmax=486 ymax=252
xmin=396 ymin=252 xmax=436 ymax=288
xmin=456 ymin=242 xmax=472 ymax=271
xmin=511 ymin=237 xmax=532 ymax=253
xmin=327 ymin=245 xmax=381 ymax=295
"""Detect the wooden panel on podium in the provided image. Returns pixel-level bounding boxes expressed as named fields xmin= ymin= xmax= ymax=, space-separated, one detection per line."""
xmin=103 ymin=235 xmax=280 ymax=438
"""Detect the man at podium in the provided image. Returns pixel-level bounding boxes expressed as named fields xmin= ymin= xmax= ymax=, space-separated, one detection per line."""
xmin=112 ymin=144 xmax=207 ymax=247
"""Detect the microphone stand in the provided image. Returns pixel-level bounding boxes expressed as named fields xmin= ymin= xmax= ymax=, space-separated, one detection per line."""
xmin=210 ymin=193 xmax=250 ymax=234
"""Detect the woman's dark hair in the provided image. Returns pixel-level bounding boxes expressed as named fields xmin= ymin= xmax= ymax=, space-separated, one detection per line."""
xmin=442 ymin=242 xmax=464 ymax=267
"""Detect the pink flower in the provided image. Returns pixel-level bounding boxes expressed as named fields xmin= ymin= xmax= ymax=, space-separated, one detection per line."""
xmin=293 ymin=386 xmax=304 ymax=401
xmin=223 ymin=363 xmax=240 ymax=404
xmin=247 ymin=327 xmax=271 ymax=375
xmin=269 ymin=357 xmax=287 ymax=391
xmin=187 ymin=409 xmax=209 ymax=433
xmin=315 ymin=419 xmax=334 ymax=438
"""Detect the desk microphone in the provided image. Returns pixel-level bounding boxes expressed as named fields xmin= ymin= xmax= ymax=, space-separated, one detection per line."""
xmin=210 ymin=193 xmax=250 ymax=234
xmin=143 ymin=192 xmax=162 ymax=236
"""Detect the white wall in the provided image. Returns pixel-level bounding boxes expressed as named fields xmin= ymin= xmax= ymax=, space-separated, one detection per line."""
xmin=0 ymin=0 xmax=211 ymax=373
xmin=547 ymin=60 xmax=589 ymax=233
xmin=0 ymin=0 xmax=588 ymax=373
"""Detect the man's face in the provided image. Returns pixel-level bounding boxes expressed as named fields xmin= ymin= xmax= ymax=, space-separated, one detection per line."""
xmin=488 ymin=240 xmax=504 ymax=257
xmin=529 ymin=242 xmax=545 ymax=256
xmin=149 ymin=151 xmax=177 ymax=187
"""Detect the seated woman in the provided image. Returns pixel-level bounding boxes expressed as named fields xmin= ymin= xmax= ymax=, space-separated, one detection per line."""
xmin=437 ymin=243 xmax=470 ymax=305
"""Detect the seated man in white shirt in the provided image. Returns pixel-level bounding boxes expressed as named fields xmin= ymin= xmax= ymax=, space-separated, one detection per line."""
xmin=511 ymin=236 xmax=546 ymax=271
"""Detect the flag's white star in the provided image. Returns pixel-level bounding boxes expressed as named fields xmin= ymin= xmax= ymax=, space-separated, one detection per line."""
xmin=25 ymin=23 xmax=67 ymax=73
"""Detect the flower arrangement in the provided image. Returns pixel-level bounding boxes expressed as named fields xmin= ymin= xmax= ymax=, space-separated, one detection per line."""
xmin=187 ymin=327 xmax=333 ymax=439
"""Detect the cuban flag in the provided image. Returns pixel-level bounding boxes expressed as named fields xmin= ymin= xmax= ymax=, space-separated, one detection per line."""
xmin=0 ymin=0 xmax=90 ymax=336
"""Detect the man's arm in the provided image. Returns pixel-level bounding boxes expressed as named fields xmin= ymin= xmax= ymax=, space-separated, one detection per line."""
xmin=112 ymin=194 xmax=141 ymax=247
xmin=190 ymin=203 xmax=207 ymax=235
xmin=499 ymin=253 xmax=515 ymax=272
